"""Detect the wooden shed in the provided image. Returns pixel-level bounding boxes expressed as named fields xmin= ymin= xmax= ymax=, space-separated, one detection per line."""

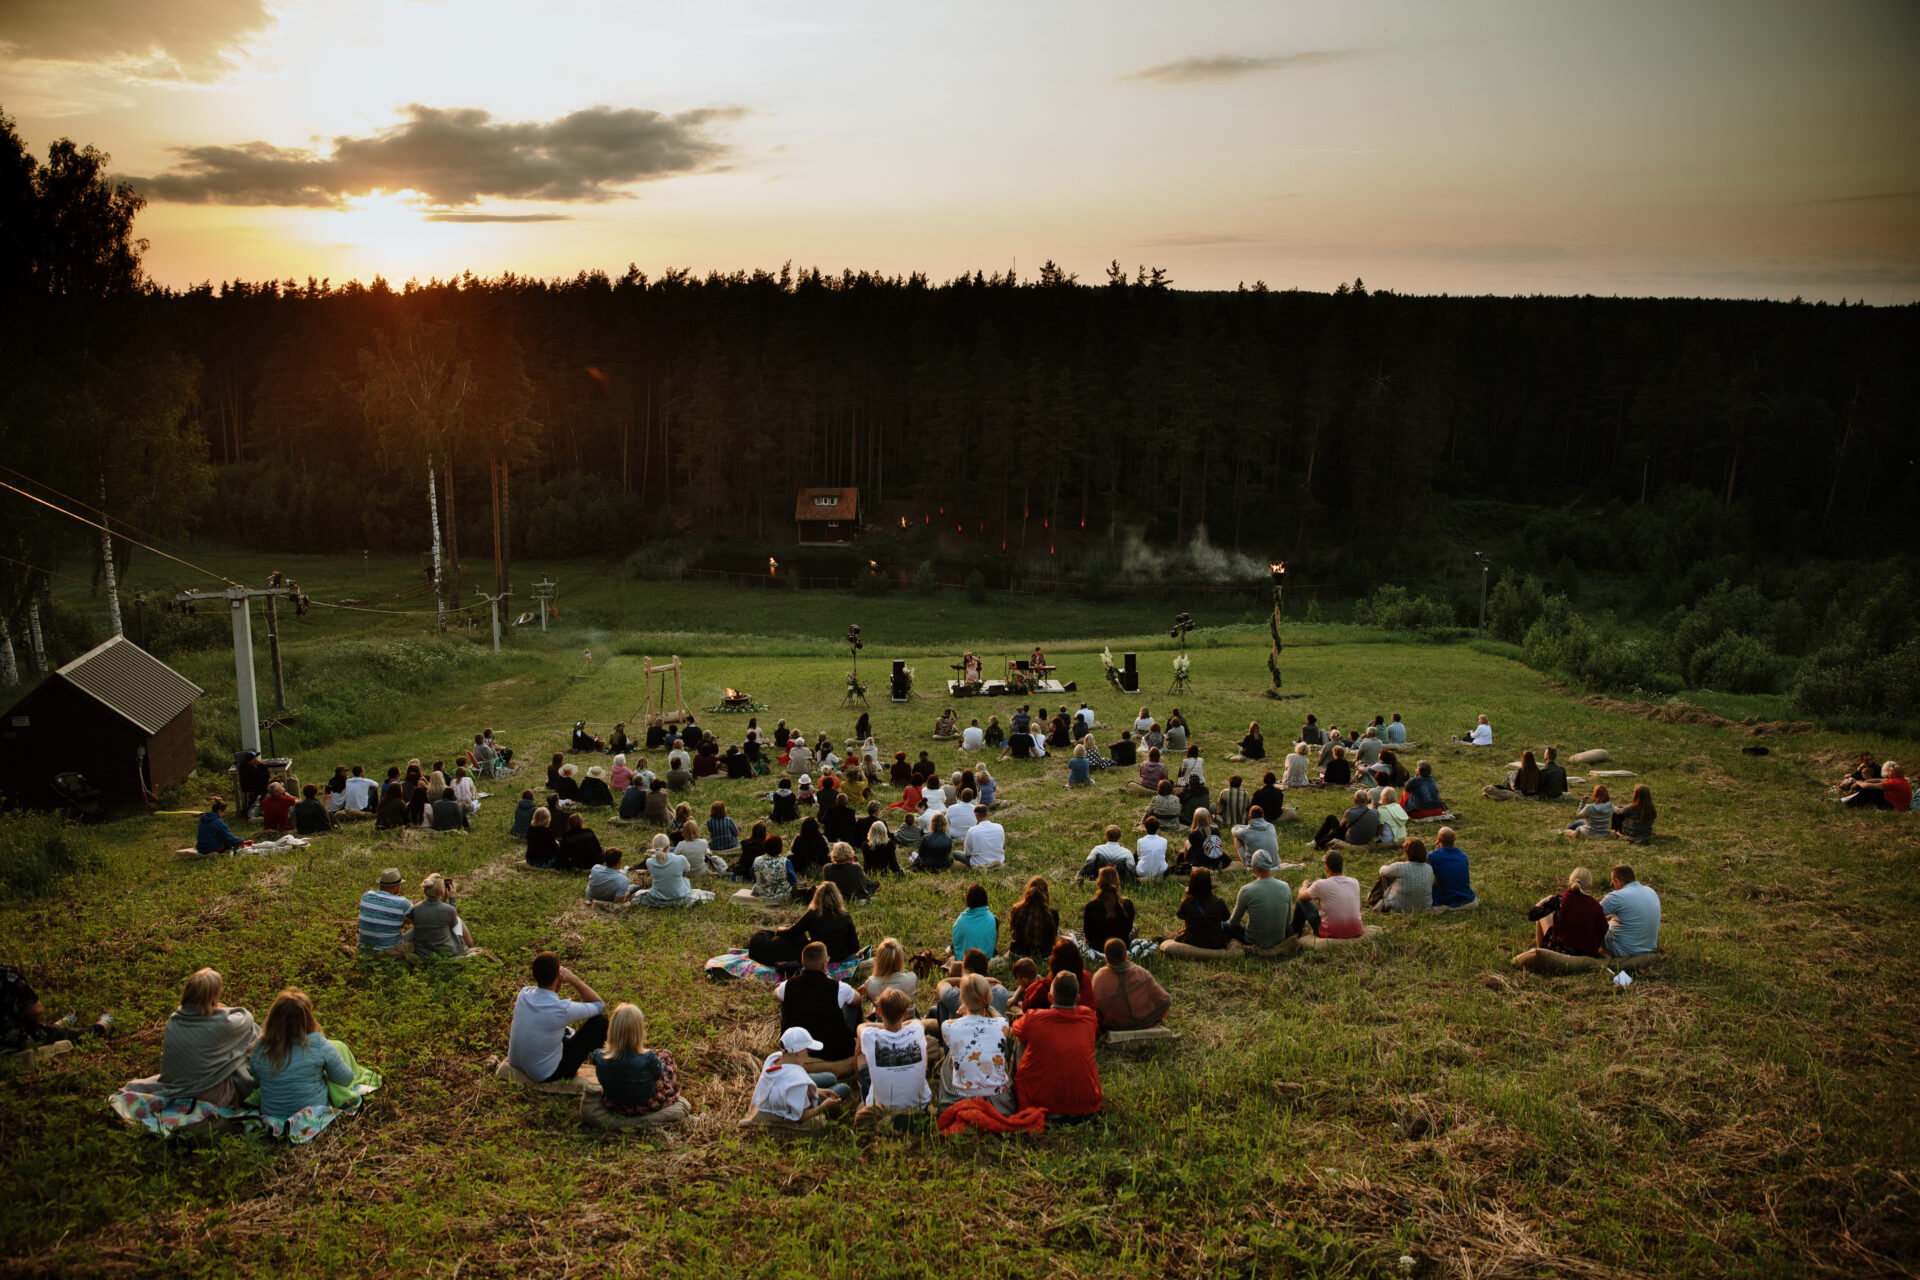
xmin=0 ymin=636 xmax=203 ymax=809
xmin=794 ymin=487 xmax=860 ymax=545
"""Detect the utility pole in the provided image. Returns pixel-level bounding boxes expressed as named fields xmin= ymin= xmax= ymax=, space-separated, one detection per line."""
xmin=474 ymin=588 xmax=512 ymax=653
xmin=532 ymin=577 xmax=556 ymax=632
xmin=133 ymin=591 xmax=148 ymax=648
xmin=1474 ymin=553 xmax=1490 ymax=639
xmin=263 ymin=572 xmax=287 ymax=711
xmin=174 ymin=577 xmax=307 ymax=754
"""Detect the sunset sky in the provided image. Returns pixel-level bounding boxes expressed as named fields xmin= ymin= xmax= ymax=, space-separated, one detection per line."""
xmin=2 ymin=0 xmax=1916 ymax=299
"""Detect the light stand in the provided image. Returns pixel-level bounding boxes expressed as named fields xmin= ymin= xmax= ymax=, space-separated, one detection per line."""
xmin=1168 ymin=611 xmax=1194 ymax=695
xmin=843 ymin=623 xmax=868 ymax=706
xmin=1265 ymin=561 xmax=1286 ymax=698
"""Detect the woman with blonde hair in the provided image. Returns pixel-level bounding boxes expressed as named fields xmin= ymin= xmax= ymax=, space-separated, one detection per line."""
xmin=1282 ymin=742 xmax=1311 ymax=790
xmin=156 ymin=968 xmax=258 ymax=1107
xmin=675 ymin=817 xmax=718 ymax=879
xmin=524 ymin=806 xmax=558 ymax=868
xmin=863 ymin=818 xmax=901 ymax=877
xmin=406 ymin=873 xmax=469 ymax=957
xmin=825 ymin=839 xmax=876 ymax=903
xmin=1526 ymin=866 xmax=1607 ymax=957
xmin=248 ymin=990 xmax=375 ymax=1130
xmin=1563 ymin=784 xmax=1615 ymax=838
xmin=862 ymin=937 xmax=917 ymax=1010
xmin=590 ymin=1003 xmax=687 ymax=1120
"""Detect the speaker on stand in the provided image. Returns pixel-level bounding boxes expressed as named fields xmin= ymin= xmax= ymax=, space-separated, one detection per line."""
xmin=891 ymin=659 xmax=911 ymax=702
xmin=1121 ymin=652 xmax=1138 ymax=693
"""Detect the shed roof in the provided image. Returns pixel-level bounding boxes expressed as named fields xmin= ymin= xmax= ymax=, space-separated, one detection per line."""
xmin=52 ymin=636 xmax=203 ymax=735
xmin=794 ymin=488 xmax=859 ymax=522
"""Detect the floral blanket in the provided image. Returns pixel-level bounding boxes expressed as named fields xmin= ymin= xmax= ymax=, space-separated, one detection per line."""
xmin=703 ymin=948 xmax=862 ymax=985
xmin=110 ymin=1042 xmax=382 ymax=1145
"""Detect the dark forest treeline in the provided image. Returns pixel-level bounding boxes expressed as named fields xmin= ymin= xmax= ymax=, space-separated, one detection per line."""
xmin=150 ymin=266 xmax=1918 ymax=577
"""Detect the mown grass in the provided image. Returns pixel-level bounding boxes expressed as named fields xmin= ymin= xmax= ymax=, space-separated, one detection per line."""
xmin=2 ymin=614 xmax=1917 ymax=1279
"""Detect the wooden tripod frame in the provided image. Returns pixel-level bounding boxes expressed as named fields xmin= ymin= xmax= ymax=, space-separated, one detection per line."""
xmin=638 ymin=655 xmax=692 ymax=726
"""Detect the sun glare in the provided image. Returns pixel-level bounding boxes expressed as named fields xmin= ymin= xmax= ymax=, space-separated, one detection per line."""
xmin=334 ymin=190 xmax=457 ymax=266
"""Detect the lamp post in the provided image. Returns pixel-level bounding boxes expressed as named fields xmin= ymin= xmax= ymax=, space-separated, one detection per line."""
xmin=1474 ymin=552 xmax=1490 ymax=639
xmin=1265 ymin=561 xmax=1286 ymax=698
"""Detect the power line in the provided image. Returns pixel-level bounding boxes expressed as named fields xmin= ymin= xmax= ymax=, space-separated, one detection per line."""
xmin=0 ymin=461 xmax=210 ymax=563
xmin=0 ymin=479 xmax=241 ymax=587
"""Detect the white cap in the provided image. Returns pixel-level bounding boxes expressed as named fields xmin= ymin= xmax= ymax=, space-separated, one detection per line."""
xmin=780 ymin=1026 xmax=824 ymax=1054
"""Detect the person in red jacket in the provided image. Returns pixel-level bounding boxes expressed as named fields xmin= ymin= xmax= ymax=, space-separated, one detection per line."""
xmin=1010 ymin=971 xmax=1101 ymax=1119
xmin=1525 ymin=866 xmax=1608 ymax=957
xmin=260 ymin=782 xmax=297 ymax=832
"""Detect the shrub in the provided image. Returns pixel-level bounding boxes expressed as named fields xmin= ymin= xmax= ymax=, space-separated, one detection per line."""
xmin=1793 ymin=638 xmax=1920 ymax=722
xmin=1353 ymin=585 xmax=1455 ymax=633
xmin=1685 ymin=632 xmax=1785 ymax=694
xmin=911 ymin=561 xmax=938 ymax=592
xmin=0 ymin=811 xmax=101 ymax=897
xmin=1487 ymin=573 xmax=1548 ymax=644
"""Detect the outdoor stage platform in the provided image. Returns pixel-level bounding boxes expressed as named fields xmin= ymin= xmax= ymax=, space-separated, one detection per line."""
xmin=946 ymin=679 xmax=1071 ymax=697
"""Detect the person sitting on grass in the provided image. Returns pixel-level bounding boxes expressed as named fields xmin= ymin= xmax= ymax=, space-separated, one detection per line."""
xmin=1404 ymin=761 xmax=1447 ymax=819
xmin=1089 ymin=938 xmax=1170 ymax=1032
xmin=507 ymin=953 xmax=606 ymax=1084
xmin=452 ymin=765 xmax=481 ymax=814
xmin=1125 ymin=748 xmax=1169 ymax=796
xmin=1526 ymin=866 xmax=1607 ymax=957
xmin=753 ymin=1025 xmax=849 ymax=1124
xmin=1843 ymin=761 xmax=1910 ymax=811
xmin=1282 ymin=744 xmax=1312 ymax=790
xmin=958 ymin=717 xmax=985 ymax=751
xmin=555 ymin=812 xmax=600 ymax=870
xmin=357 ymin=867 xmax=412 ymax=953
xmin=941 ymin=882 xmax=996 ymax=958
xmin=1135 ymin=816 xmax=1171 ymax=880
xmin=1454 ymin=715 xmax=1493 ymax=746
xmin=571 ymin=722 xmax=605 ymax=753
xmin=1019 ymin=939 xmax=1087 ymax=1014
xmin=1078 ymin=824 xmax=1138 ymax=883
xmin=1601 ymin=864 xmax=1661 ymax=958
xmin=588 ymin=847 xmax=641 ymax=904
xmin=0 ymin=965 xmax=112 ymax=1057
xmin=1534 ymin=745 xmax=1568 ymax=800
xmin=1224 ymin=850 xmax=1293 ymax=949
xmin=293 ymin=784 xmax=337 ymax=836
xmin=959 ymin=806 xmax=1006 ymax=868
xmin=1065 ymin=743 xmax=1094 ymax=788
xmin=1011 ymin=972 xmax=1102 ymax=1120
xmin=1181 ymin=808 xmax=1228 ymax=872
xmin=1007 ymin=877 xmax=1061 ymax=963
xmin=1563 ymin=784 xmax=1615 ymax=838
xmin=823 ymin=841 xmax=876 ymax=904
xmin=1488 ymin=749 xmax=1542 ymax=800
xmin=943 ymin=788 xmax=977 ymax=842
xmin=1374 ymin=787 xmax=1408 ymax=845
xmin=1214 ymin=775 xmax=1251 ymax=830
xmin=853 ymin=987 xmax=932 ymax=1127
xmin=592 ymin=1004 xmax=688 ymax=1122
xmin=249 ymin=990 xmax=366 ymax=1124
xmin=1292 ymin=850 xmax=1364 ymax=940
xmin=931 ymin=948 xmax=1010 ymax=1022
xmin=1079 ymin=866 xmax=1141 ymax=962
xmin=863 ymin=820 xmax=901 ymax=877
xmin=1232 ymin=805 xmax=1281 ymax=868
xmin=522 ymin=807 xmax=558 ymax=869
xmin=975 ymin=767 xmax=1000 ymax=808
xmin=1428 ymin=827 xmax=1476 ymax=908
xmin=1168 ymin=866 xmax=1230 ymax=950
xmin=861 ymin=937 xmax=918 ymax=1013
xmin=904 ymin=811 xmax=949 ymax=872
xmin=1230 ymin=721 xmax=1265 ymax=762
xmin=1108 ymin=730 xmax=1138 ymax=768
xmin=892 ymin=810 xmax=924 ymax=859
xmin=1610 ymin=784 xmax=1658 ymax=843
xmin=430 ymin=786 xmax=470 ymax=833
xmin=934 ymin=708 xmax=958 ymax=739
xmin=1372 ymin=748 xmax=1410 ymax=791
xmin=577 ymin=766 xmax=613 ymax=808
xmin=1250 ymin=771 xmax=1287 ymax=823
xmin=1322 ymin=745 xmax=1354 ymax=790
xmin=1139 ymin=778 xmax=1182 ymax=832
xmin=1312 ymin=790 xmax=1379 ymax=851
xmin=407 ymin=873 xmax=472 ymax=957
xmin=776 ymin=942 xmax=861 ymax=1065
xmin=772 ymin=882 xmax=862 ymax=963
xmin=254 ymin=781 xmax=293 ymax=833
xmin=404 ymin=784 xmax=433 ymax=831
xmin=637 ymin=833 xmax=693 ymax=907
xmin=666 ymin=758 xmax=696 ymax=793
xmin=1369 ymin=838 xmax=1434 ymax=914
xmin=676 ymin=818 xmax=721 ymax=880
xmin=554 ymin=763 xmax=582 ymax=806
xmin=509 ymin=789 xmax=539 ymax=836
xmin=934 ymin=972 xmax=1013 ymax=1110
xmin=747 ymin=833 xmax=795 ymax=901
xmin=156 ymin=968 xmax=256 ymax=1107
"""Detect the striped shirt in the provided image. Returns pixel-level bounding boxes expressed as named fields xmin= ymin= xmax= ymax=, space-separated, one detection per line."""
xmin=357 ymin=889 xmax=411 ymax=950
xmin=706 ymin=815 xmax=739 ymax=851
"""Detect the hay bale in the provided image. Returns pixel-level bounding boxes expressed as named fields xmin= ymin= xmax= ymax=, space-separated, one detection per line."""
xmin=1103 ymin=1026 xmax=1181 ymax=1047
xmin=1570 ymin=749 xmax=1610 ymax=765
xmin=494 ymin=1058 xmax=599 ymax=1094
xmin=1590 ymin=769 xmax=1637 ymax=778
xmin=738 ymin=1105 xmax=829 ymax=1135
xmin=1225 ymin=938 xmax=1298 ymax=959
xmin=2 ymin=1040 xmax=72 ymax=1073
xmin=1296 ymin=924 xmax=1385 ymax=952
xmin=581 ymin=1092 xmax=691 ymax=1130
xmin=1158 ymin=940 xmax=1235 ymax=961
xmin=1428 ymin=899 xmax=1480 ymax=913
xmin=586 ymin=898 xmax=632 ymax=914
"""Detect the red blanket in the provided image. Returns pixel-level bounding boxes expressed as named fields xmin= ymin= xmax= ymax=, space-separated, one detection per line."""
xmin=937 ymin=1097 xmax=1047 ymax=1135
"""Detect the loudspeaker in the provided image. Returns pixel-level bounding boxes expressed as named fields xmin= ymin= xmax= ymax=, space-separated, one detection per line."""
xmin=1121 ymin=652 xmax=1138 ymax=693
xmin=891 ymin=659 xmax=910 ymax=701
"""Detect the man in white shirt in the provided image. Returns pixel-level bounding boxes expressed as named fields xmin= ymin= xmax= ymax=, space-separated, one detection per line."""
xmin=945 ymin=791 xmax=978 ymax=842
xmin=1078 ymin=824 xmax=1137 ymax=882
xmin=854 ymin=989 xmax=931 ymax=1126
xmin=751 ymin=1026 xmax=849 ymax=1124
xmin=958 ymin=807 xmax=1005 ymax=867
xmin=506 ymin=952 xmax=607 ymax=1082
xmin=1135 ymin=816 xmax=1170 ymax=879
xmin=961 ymin=719 xmax=986 ymax=751
xmin=342 ymin=766 xmax=377 ymax=812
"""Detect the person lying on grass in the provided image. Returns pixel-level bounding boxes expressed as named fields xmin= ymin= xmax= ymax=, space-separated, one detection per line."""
xmin=1293 ymin=850 xmax=1364 ymax=940
xmin=1525 ymin=866 xmax=1606 ymax=957
xmin=508 ymin=952 xmax=606 ymax=1083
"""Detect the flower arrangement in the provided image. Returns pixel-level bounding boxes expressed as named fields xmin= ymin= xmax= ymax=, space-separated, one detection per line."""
xmin=1103 ymin=646 xmax=1124 ymax=691
xmin=845 ymin=670 xmax=867 ymax=699
xmin=1172 ymin=653 xmax=1190 ymax=678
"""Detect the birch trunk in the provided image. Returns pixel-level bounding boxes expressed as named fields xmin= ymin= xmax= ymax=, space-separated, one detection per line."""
xmin=428 ymin=464 xmax=446 ymax=632
xmin=99 ymin=475 xmax=123 ymax=637
xmin=27 ymin=596 xmax=48 ymax=674
xmin=0 ymin=616 xmax=17 ymax=685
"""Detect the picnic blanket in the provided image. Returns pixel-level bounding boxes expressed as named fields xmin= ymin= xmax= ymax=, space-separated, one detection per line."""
xmin=937 ymin=1097 xmax=1047 ymax=1135
xmin=109 ymin=1039 xmax=381 ymax=1144
xmin=703 ymin=948 xmax=862 ymax=985
xmin=173 ymin=835 xmax=312 ymax=859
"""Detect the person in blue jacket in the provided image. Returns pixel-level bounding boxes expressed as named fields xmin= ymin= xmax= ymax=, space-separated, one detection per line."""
xmin=196 ymin=798 xmax=248 ymax=854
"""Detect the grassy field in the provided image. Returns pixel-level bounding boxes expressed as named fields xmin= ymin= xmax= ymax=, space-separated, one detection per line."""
xmin=2 ymin=589 xmax=1918 ymax=1279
